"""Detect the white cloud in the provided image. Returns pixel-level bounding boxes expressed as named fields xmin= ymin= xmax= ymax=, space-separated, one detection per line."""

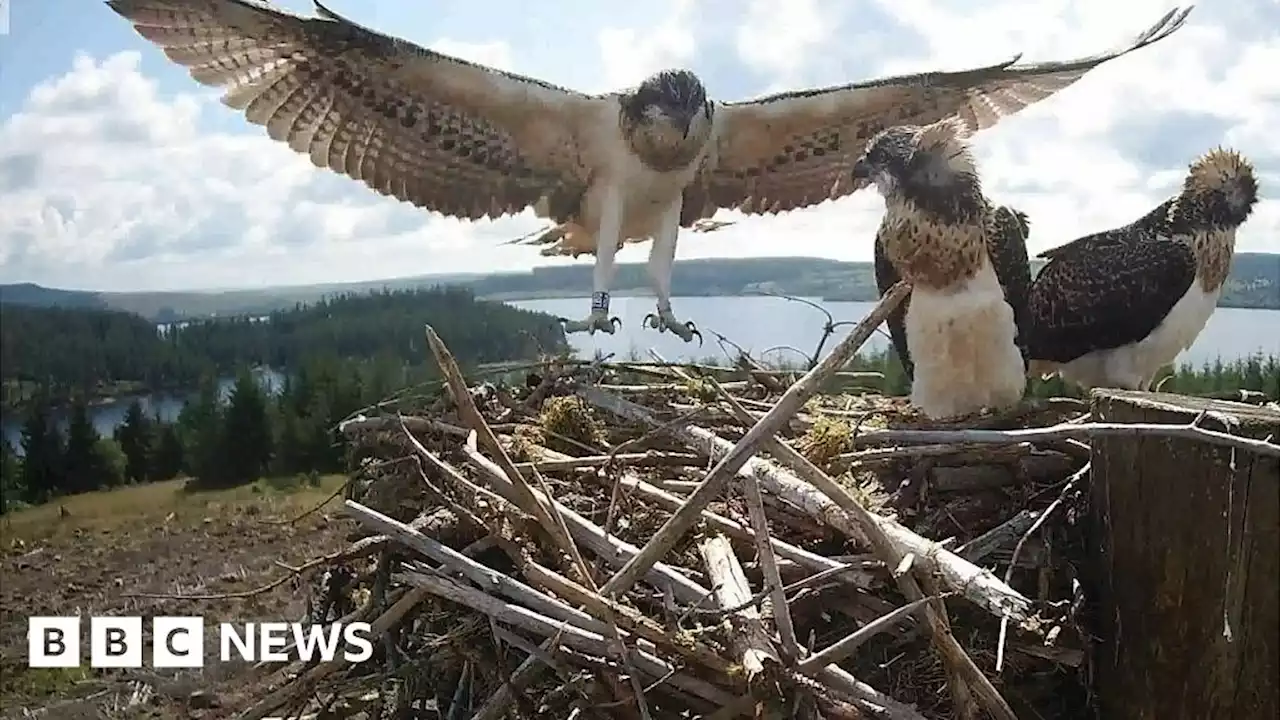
xmin=596 ymin=0 xmax=698 ymax=90
xmin=735 ymin=0 xmax=832 ymax=89
xmin=0 ymin=0 xmax=1276 ymax=293
xmin=707 ymin=0 xmax=1280 ymax=262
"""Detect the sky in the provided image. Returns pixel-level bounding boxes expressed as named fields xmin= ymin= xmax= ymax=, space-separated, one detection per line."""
xmin=0 ymin=0 xmax=1276 ymax=293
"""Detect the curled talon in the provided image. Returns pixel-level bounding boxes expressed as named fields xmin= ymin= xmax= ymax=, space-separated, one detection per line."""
xmin=610 ymin=316 xmax=623 ymax=331
xmin=687 ymin=323 xmax=703 ymax=346
xmin=643 ymin=313 xmax=660 ymax=330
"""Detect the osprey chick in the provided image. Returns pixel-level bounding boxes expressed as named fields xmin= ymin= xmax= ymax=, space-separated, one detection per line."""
xmin=105 ymin=0 xmax=1192 ymax=344
xmin=854 ymin=118 xmax=1032 ymax=419
xmin=1025 ymin=148 xmax=1259 ymax=391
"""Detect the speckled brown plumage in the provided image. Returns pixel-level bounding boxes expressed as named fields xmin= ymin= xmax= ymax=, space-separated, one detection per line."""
xmin=106 ymin=0 xmax=1193 ymax=236
xmin=1025 ymin=147 xmax=1260 ymax=369
xmin=875 ymin=204 xmax=1033 ymax=378
xmin=864 ymin=120 xmax=1033 ymax=379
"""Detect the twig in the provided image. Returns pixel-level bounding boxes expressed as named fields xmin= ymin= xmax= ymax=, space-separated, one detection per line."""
xmin=699 ymin=534 xmax=777 ymax=680
xmin=261 ymin=474 xmax=357 ymax=526
xmin=995 ymin=462 xmax=1090 ymax=674
xmin=394 ymin=566 xmax=740 ymax=708
xmin=525 ymin=443 xmax=877 ymax=589
xmin=599 ymin=281 xmax=911 ymax=598
xmin=846 ymin=419 xmax=1280 ymax=458
xmin=712 ymin=378 xmax=801 ymax=664
xmin=579 ymin=386 xmax=1037 ymax=626
xmin=798 ymin=593 xmax=953 ymax=672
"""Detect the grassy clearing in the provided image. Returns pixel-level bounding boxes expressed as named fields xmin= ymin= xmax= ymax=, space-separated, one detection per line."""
xmin=1 ymin=473 xmax=348 ymax=545
xmin=0 ymin=473 xmax=354 ymax=717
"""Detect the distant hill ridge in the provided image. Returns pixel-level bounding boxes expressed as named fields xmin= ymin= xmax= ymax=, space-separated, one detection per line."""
xmin=3 ymin=253 xmax=1277 ymax=319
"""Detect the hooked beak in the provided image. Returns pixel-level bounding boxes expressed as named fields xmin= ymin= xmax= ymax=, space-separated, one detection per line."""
xmin=851 ymin=157 xmax=872 ymax=182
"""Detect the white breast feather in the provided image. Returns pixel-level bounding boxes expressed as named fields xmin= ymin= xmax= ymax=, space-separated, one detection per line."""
xmin=905 ymin=260 xmax=1026 ymax=419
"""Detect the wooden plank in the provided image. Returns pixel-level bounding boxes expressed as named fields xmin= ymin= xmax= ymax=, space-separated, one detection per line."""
xmin=1088 ymin=390 xmax=1279 ymax=720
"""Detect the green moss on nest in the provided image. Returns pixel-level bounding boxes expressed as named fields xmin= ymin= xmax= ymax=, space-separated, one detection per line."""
xmin=796 ymin=416 xmax=855 ymax=468
xmin=537 ymin=396 xmax=606 ymax=453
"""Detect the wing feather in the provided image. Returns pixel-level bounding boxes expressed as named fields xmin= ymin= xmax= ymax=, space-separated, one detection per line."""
xmin=682 ymin=6 xmax=1192 ymax=223
xmin=106 ymin=0 xmax=597 ymax=221
xmin=873 ymin=223 xmax=914 ymax=380
xmin=1025 ymin=228 xmax=1196 ymax=364
xmin=988 ymin=206 xmax=1034 ymax=363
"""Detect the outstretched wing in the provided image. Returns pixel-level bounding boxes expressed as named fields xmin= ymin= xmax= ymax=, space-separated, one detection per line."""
xmin=987 ymin=206 xmax=1034 ymax=364
xmin=106 ymin=0 xmax=596 ymax=221
xmin=680 ymin=6 xmax=1192 ymax=223
xmin=1025 ymin=228 xmax=1196 ymax=364
xmin=873 ymin=224 xmax=914 ymax=380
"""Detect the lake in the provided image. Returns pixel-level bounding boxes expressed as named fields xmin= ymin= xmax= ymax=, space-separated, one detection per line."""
xmin=511 ymin=296 xmax=1280 ymax=368
xmin=3 ymin=297 xmax=1277 ymax=450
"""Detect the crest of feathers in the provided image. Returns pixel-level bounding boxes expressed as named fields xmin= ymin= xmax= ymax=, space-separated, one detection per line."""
xmin=913 ymin=117 xmax=979 ymax=182
xmin=895 ymin=118 xmax=987 ymax=225
xmin=1177 ymin=147 xmax=1260 ymax=226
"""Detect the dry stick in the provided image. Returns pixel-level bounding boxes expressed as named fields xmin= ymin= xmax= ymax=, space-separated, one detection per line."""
xmin=994 ymin=462 xmax=1090 ymax=674
xmin=449 ymin=445 xmax=709 ymax=605
xmin=957 ymin=509 xmax=1039 ymax=563
xmin=716 ymin=397 xmax=1013 ymax=717
xmin=579 ymin=386 xmax=1036 ymax=627
xmin=600 ymin=281 xmax=912 ymax=598
xmin=463 ymin=455 xmax=925 ymax=719
xmin=699 ymin=534 xmax=778 ymax=679
xmin=394 ymin=567 xmax=741 ymax=709
xmin=522 ymin=442 xmax=877 ymax=588
xmin=342 ymin=501 xmax=613 ymax=637
xmin=832 ymin=442 xmax=1038 ymax=466
xmin=797 ymin=593 xmax=952 ymax=673
xmin=738 ymin=448 xmax=803 ymax=665
xmin=709 ymin=385 xmax=1016 ymax=720
xmin=236 ymin=587 xmax=432 ymax=720
xmin=344 ymin=498 xmax=733 ymax=679
xmin=423 ymin=327 xmax=586 ymax=574
xmin=423 ymin=327 xmax=656 ymax=720
xmin=845 ymin=419 xmax=1280 ymax=458
xmin=515 ymin=452 xmax=704 ymax=473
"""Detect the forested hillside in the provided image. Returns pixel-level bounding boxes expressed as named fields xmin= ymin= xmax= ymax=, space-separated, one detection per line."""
xmin=6 ymin=253 xmax=1275 ymax=319
xmin=0 ymin=286 xmax=566 ymax=410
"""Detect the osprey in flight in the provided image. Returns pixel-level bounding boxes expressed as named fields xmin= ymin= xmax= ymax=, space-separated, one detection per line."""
xmin=106 ymin=0 xmax=1193 ymax=343
xmin=1024 ymin=148 xmax=1259 ymax=392
xmin=854 ymin=119 xmax=1032 ymax=420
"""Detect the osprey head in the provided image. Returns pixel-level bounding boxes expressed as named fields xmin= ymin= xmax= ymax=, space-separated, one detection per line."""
xmin=851 ymin=118 xmax=978 ymax=200
xmin=1181 ymin=147 xmax=1259 ymax=229
xmin=624 ymin=69 xmax=713 ymax=141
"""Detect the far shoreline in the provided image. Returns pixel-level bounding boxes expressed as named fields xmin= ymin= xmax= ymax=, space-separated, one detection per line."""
xmin=483 ymin=290 xmax=1280 ymax=312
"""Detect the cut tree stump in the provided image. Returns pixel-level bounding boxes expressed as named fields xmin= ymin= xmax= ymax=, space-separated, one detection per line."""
xmin=1089 ymin=390 xmax=1279 ymax=720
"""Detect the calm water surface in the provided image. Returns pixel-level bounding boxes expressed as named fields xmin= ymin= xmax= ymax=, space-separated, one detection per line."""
xmin=513 ymin=296 xmax=1280 ymax=368
xmin=3 ymin=297 xmax=1277 ymax=449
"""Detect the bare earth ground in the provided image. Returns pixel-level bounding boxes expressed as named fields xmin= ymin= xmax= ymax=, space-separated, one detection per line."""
xmin=0 ymin=476 xmax=356 ymax=719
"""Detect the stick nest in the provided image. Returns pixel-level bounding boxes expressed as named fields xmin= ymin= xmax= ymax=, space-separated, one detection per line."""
xmin=246 ymin=336 xmax=1105 ymax=720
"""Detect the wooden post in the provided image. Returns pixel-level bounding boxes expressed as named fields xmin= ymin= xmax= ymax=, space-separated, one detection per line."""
xmin=1088 ymin=390 xmax=1279 ymax=720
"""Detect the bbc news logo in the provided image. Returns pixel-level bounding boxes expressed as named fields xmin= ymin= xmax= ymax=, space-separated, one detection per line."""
xmin=28 ymin=617 xmax=375 ymax=668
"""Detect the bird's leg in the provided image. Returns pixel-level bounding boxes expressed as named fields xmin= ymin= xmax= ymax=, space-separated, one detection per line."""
xmin=642 ymin=204 xmax=701 ymax=345
xmin=558 ymin=197 xmax=622 ymax=336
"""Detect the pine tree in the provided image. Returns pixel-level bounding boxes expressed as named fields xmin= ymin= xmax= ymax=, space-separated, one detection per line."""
xmin=151 ymin=423 xmax=185 ymax=481
xmin=0 ymin=439 xmax=22 ymax=514
xmin=18 ymin=400 xmax=64 ymax=502
xmin=178 ymin=376 xmax=225 ymax=486
xmin=64 ymin=398 xmax=107 ymax=494
xmin=221 ymin=369 xmax=273 ymax=486
xmin=114 ymin=400 xmax=153 ymax=484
